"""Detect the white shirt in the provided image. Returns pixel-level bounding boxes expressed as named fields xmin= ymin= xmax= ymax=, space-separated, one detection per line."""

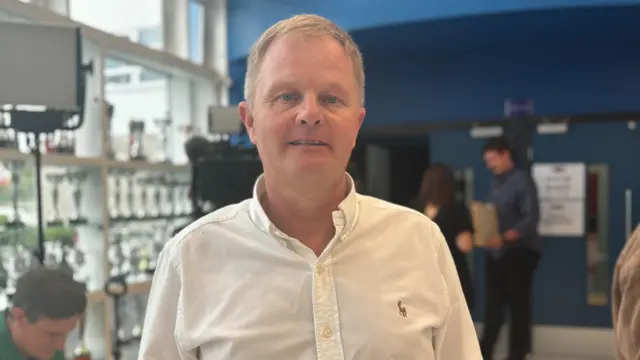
xmin=138 ymin=176 xmax=482 ymax=360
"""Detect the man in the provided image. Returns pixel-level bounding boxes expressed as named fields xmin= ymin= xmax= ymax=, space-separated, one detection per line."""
xmin=0 ymin=266 xmax=87 ymax=360
xmin=139 ymin=14 xmax=481 ymax=360
xmin=613 ymin=224 xmax=640 ymax=359
xmin=480 ymin=136 xmax=541 ymax=360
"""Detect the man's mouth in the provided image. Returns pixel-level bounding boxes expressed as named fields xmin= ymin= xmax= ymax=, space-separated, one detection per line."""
xmin=288 ymin=140 xmax=328 ymax=146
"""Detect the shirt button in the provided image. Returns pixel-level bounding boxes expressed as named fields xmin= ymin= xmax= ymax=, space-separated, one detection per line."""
xmin=322 ymin=327 xmax=333 ymax=338
xmin=316 ymin=265 xmax=325 ymax=276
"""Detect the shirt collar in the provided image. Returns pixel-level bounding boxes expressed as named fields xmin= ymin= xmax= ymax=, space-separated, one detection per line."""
xmin=0 ymin=310 xmax=23 ymax=360
xmin=249 ymin=173 xmax=359 ymax=241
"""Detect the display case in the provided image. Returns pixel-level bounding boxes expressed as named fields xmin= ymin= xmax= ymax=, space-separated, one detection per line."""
xmin=0 ymin=0 xmax=229 ymax=357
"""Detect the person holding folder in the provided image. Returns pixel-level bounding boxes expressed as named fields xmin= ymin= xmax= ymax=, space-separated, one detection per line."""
xmin=480 ymin=136 xmax=541 ymax=360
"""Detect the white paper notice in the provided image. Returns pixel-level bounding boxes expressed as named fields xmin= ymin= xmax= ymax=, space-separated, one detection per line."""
xmin=532 ymin=163 xmax=586 ymax=237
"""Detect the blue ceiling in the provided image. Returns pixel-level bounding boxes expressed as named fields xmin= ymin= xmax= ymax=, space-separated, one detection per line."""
xmin=228 ymin=0 xmax=640 ymax=60
xmin=350 ymin=5 xmax=640 ymax=60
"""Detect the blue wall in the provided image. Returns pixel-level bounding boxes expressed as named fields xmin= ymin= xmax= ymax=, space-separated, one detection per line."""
xmin=227 ymin=0 xmax=640 ymax=60
xmin=226 ymin=3 xmax=640 ymax=328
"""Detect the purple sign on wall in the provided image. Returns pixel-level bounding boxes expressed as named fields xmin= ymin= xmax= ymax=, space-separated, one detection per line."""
xmin=504 ymin=99 xmax=534 ymax=118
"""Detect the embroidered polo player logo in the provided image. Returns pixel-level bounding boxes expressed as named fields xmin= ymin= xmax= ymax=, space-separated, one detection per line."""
xmin=397 ymin=300 xmax=407 ymax=318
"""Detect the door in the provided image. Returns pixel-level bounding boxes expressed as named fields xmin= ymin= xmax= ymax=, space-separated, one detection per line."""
xmin=531 ymin=121 xmax=640 ymax=329
xmin=387 ymin=144 xmax=430 ymax=206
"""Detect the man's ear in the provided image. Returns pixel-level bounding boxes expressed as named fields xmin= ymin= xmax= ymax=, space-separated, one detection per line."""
xmin=238 ymin=101 xmax=257 ymax=144
xmin=352 ymin=106 xmax=366 ymax=148
xmin=10 ymin=307 xmax=27 ymax=324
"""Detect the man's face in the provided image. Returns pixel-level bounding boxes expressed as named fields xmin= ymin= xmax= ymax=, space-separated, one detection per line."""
xmin=483 ymin=150 xmax=512 ymax=175
xmin=11 ymin=308 xmax=80 ymax=360
xmin=239 ymin=34 xmax=365 ymax=182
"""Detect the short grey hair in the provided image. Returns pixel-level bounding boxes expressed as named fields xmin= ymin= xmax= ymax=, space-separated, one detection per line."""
xmin=244 ymin=14 xmax=365 ymax=105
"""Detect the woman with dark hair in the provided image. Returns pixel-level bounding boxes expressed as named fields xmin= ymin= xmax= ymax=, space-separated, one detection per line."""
xmin=412 ymin=163 xmax=475 ymax=310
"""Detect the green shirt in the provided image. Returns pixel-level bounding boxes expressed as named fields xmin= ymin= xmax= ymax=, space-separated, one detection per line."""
xmin=0 ymin=310 xmax=66 ymax=360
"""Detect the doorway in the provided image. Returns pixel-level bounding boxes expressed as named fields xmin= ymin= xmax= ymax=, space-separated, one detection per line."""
xmin=354 ymin=136 xmax=430 ymax=207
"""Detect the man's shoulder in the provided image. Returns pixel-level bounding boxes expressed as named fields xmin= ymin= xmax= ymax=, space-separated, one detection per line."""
xmin=162 ymin=199 xmax=253 ymax=257
xmin=355 ymin=194 xmax=446 ymax=261
xmin=356 ymin=194 xmax=437 ymax=232
xmin=357 ymin=194 xmax=424 ymax=215
xmin=512 ymin=168 xmax=534 ymax=182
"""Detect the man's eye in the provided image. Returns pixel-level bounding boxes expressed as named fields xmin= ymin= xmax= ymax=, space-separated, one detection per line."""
xmin=325 ymin=96 xmax=338 ymax=104
xmin=279 ymin=94 xmax=296 ymax=102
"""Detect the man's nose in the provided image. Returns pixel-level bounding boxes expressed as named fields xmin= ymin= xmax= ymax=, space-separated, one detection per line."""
xmin=295 ymin=97 xmax=323 ymax=126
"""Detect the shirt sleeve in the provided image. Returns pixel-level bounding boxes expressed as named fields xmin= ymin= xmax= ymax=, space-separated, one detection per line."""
xmin=138 ymin=249 xmax=197 ymax=360
xmin=512 ymin=175 xmax=540 ymax=239
xmin=431 ymin=223 xmax=482 ymax=359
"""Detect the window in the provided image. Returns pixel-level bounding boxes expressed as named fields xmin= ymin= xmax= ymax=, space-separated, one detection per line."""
xmin=137 ymin=26 xmax=163 ymax=50
xmin=188 ymin=0 xmax=204 ymax=64
xmin=104 ymin=57 xmax=128 ymax=70
xmin=105 ymin=74 xmax=131 ymax=85
xmin=140 ymin=69 xmax=165 ymax=82
xmin=69 ymin=0 xmax=164 ymax=50
xmin=103 ymin=57 xmax=169 ymax=162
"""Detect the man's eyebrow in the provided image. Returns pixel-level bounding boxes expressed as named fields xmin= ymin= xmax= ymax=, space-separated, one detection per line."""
xmin=264 ymin=81 xmax=298 ymax=97
xmin=323 ymin=82 xmax=350 ymax=96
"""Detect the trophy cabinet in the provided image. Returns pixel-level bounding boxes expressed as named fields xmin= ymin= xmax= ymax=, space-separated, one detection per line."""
xmin=0 ymin=136 xmax=193 ymax=359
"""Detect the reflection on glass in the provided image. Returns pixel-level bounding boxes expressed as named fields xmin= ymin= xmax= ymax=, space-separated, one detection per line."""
xmin=69 ymin=0 xmax=163 ymax=50
xmin=586 ymin=164 xmax=609 ymax=306
xmin=103 ymin=56 xmax=170 ymax=162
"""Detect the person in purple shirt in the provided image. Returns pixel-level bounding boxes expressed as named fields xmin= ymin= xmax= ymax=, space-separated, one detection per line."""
xmin=480 ymin=136 xmax=541 ymax=360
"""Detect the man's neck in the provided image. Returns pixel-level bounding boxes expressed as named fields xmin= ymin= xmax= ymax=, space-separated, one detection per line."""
xmin=262 ymin=174 xmax=350 ymax=255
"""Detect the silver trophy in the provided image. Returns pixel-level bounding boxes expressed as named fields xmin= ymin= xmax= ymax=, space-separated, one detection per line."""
xmin=137 ymin=178 xmax=148 ymax=220
xmin=107 ymin=231 xmax=126 ymax=277
xmin=65 ymin=245 xmax=90 ymax=284
xmin=108 ymin=172 xmax=121 ymax=220
xmin=128 ymin=119 xmax=147 ymax=161
xmin=154 ymin=117 xmax=172 ymax=163
xmin=151 ymin=177 xmax=162 ymax=218
xmin=45 ymin=174 xmax=65 ymax=226
xmin=6 ymin=161 xmax=25 ymax=228
xmin=122 ymin=173 xmax=135 ymax=220
xmin=67 ymin=171 xmax=89 ymax=225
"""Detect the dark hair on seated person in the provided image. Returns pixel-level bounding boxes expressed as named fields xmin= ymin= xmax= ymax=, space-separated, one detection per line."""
xmin=12 ymin=266 xmax=87 ymax=323
xmin=482 ymin=136 xmax=513 ymax=156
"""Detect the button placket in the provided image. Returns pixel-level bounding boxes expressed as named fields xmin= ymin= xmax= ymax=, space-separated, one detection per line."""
xmin=312 ymin=255 xmax=345 ymax=360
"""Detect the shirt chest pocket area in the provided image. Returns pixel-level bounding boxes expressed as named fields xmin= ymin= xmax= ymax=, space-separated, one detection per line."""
xmin=353 ymin=274 xmax=445 ymax=358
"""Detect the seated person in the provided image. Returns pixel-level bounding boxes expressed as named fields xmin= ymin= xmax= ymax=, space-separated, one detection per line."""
xmin=0 ymin=266 xmax=87 ymax=360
